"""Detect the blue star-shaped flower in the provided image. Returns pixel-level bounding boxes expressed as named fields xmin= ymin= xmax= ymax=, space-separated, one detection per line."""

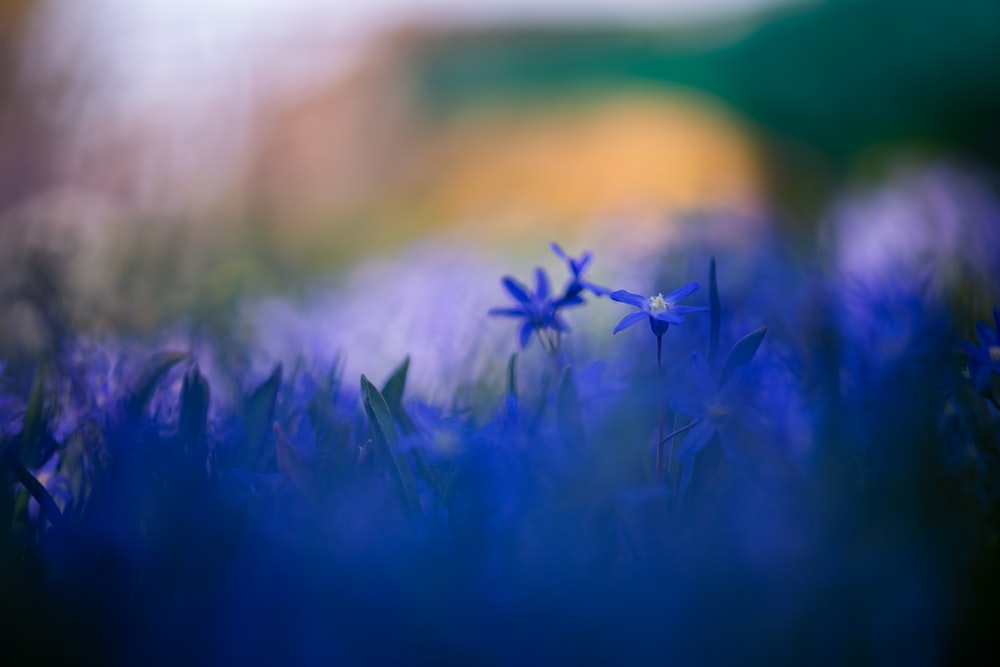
xmin=550 ymin=243 xmax=609 ymax=298
xmin=610 ymin=281 xmax=707 ymax=336
xmin=962 ymin=307 xmax=1000 ymax=395
xmin=489 ymin=268 xmax=583 ymax=348
xmin=671 ymin=352 xmax=762 ymax=464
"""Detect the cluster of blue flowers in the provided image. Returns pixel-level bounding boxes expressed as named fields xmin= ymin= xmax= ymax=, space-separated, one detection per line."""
xmin=1 ymin=239 xmax=999 ymax=666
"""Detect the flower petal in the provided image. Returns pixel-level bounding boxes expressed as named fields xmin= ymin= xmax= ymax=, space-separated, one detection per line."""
xmin=613 ymin=311 xmax=649 ymax=334
xmin=688 ymin=352 xmax=716 ymax=398
xmin=673 ymin=419 xmax=715 ymax=460
xmin=519 ymin=321 xmax=536 ymax=349
xmin=652 ymin=311 xmax=685 ymax=325
xmin=976 ymin=320 xmax=997 ymax=346
xmin=670 ymin=305 xmax=709 ymax=315
xmin=488 ymin=307 xmax=526 ymax=318
xmin=609 ymin=290 xmax=648 ymax=308
xmin=575 ymin=251 xmax=593 ymax=274
xmin=553 ymin=295 xmax=585 ymax=309
xmin=672 ymin=395 xmax=707 ymax=419
xmin=535 ymin=268 xmax=550 ymax=300
xmin=502 ymin=277 xmax=532 ymax=305
xmin=582 ymin=280 xmax=610 ymax=297
xmin=665 ymin=281 xmax=700 ymax=303
xmin=550 ymin=242 xmax=567 ymax=261
xmin=962 ymin=340 xmax=987 ymax=361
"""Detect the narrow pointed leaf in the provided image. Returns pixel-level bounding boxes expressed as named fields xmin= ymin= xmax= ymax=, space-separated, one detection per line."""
xmin=361 ymin=375 xmax=422 ymax=522
xmin=126 ymin=351 xmax=187 ymax=416
xmin=179 ymin=365 xmax=211 ymax=477
xmin=708 ymin=257 xmax=720 ymax=368
xmin=381 ymin=356 xmax=417 ymax=436
xmin=20 ymin=370 xmax=47 ymax=467
xmin=380 ymin=356 xmax=410 ymax=411
xmin=243 ymin=364 xmax=282 ymax=471
xmin=557 ymin=365 xmax=586 ymax=447
xmin=507 ymin=353 xmax=518 ymax=400
xmin=718 ymin=326 xmax=768 ymax=387
xmin=273 ymin=422 xmax=313 ymax=495
xmin=2 ymin=447 xmax=65 ymax=531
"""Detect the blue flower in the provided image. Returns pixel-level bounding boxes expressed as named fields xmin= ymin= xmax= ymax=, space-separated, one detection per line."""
xmin=962 ymin=307 xmax=1000 ymax=396
xmin=489 ymin=268 xmax=583 ymax=349
xmin=671 ymin=352 xmax=762 ymax=463
xmin=550 ymin=243 xmax=609 ymax=298
xmin=610 ymin=281 xmax=707 ymax=336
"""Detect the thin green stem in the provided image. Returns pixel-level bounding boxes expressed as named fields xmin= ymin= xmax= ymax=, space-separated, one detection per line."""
xmin=656 ymin=334 xmax=664 ymax=483
xmin=658 ymin=418 xmax=702 ymax=446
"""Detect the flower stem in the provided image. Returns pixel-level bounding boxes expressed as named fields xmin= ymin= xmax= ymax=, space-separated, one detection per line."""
xmin=658 ymin=418 xmax=702 ymax=446
xmin=539 ymin=329 xmax=562 ymax=384
xmin=656 ymin=333 xmax=664 ymax=484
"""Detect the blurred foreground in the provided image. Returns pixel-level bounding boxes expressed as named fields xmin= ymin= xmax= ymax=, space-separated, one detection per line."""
xmin=2 ymin=1 xmax=1000 ymax=664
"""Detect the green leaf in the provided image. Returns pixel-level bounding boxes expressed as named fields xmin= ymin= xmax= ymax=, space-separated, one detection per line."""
xmin=179 ymin=364 xmax=211 ymax=477
xmin=242 ymin=364 xmax=282 ymax=471
xmin=2 ymin=447 xmax=65 ymax=532
xmin=708 ymin=256 xmax=721 ymax=368
xmin=361 ymin=375 xmax=421 ymax=522
xmin=380 ymin=356 xmax=410 ymax=410
xmin=507 ymin=353 xmax=518 ymax=399
xmin=20 ymin=370 xmax=47 ymax=467
xmin=126 ymin=351 xmax=188 ymax=416
xmin=379 ymin=358 xmax=439 ymax=489
xmin=381 ymin=356 xmax=417 ymax=436
xmin=273 ymin=422 xmax=313 ymax=495
xmin=557 ymin=365 xmax=586 ymax=447
xmin=718 ymin=326 xmax=768 ymax=387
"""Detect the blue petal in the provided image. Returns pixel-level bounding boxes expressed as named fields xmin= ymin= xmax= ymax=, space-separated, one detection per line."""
xmin=717 ymin=427 xmax=748 ymax=469
xmin=519 ymin=321 xmax=536 ymax=349
xmin=583 ymin=280 xmax=610 ymax=297
xmin=535 ymin=268 xmax=550 ymax=300
xmin=962 ymin=340 xmax=987 ymax=361
xmin=652 ymin=311 xmax=685 ymax=325
xmin=974 ymin=362 xmax=993 ymax=393
xmin=553 ymin=295 xmax=585 ymax=309
xmin=673 ymin=419 xmax=715 ymax=460
xmin=488 ymin=307 xmax=526 ymax=318
xmin=502 ymin=277 xmax=532 ymax=305
xmin=550 ymin=242 xmax=567 ymax=261
xmin=609 ymin=290 xmax=648 ymax=308
xmin=670 ymin=305 xmax=709 ymax=315
xmin=665 ymin=281 xmax=700 ymax=303
xmin=613 ymin=311 xmax=648 ymax=334
xmin=575 ymin=251 xmax=593 ymax=274
xmin=976 ymin=320 xmax=997 ymax=346
xmin=688 ymin=352 xmax=716 ymax=398
xmin=672 ymin=395 xmax=707 ymax=419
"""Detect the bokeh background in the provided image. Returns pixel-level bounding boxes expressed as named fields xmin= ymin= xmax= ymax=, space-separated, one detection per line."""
xmin=2 ymin=0 xmax=999 ymax=388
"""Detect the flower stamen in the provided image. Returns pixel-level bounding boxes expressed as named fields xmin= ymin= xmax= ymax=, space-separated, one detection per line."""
xmin=648 ymin=293 xmax=669 ymax=314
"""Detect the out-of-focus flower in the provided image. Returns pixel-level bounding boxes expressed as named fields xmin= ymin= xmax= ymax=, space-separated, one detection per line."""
xmin=550 ymin=243 xmax=609 ymax=298
xmin=672 ymin=352 xmax=761 ymax=464
xmin=828 ymin=164 xmax=1000 ymax=305
xmin=610 ymin=282 xmax=706 ymax=336
xmin=963 ymin=307 xmax=1000 ymax=396
xmin=489 ymin=268 xmax=583 ymax=349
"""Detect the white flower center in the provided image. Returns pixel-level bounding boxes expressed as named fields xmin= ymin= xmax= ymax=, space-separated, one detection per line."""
xmin=649 ymin=293 xmax=669 ymax=314
xmin=707 ymin=403 xmax=729 ymax=421
xmin=990 ymin=345 xmax=1000 ymax=363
